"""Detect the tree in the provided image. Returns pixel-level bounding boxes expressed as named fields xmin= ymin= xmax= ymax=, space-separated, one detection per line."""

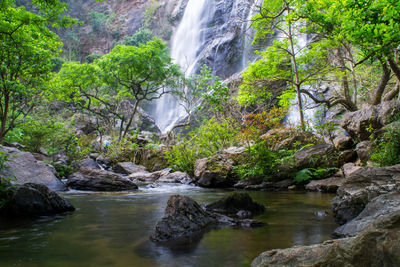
xmin=0 ymin=0 xmax=73 ymax=143
xmin=240 ymin=0 xmax=332 ymax=129
xmin=303 ymin=0 xmax=400 ymax=105
xmin=55 ymin=38 xmax=182 ymax=140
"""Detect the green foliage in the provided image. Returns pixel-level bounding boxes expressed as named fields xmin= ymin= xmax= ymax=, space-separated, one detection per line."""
xmin=195 ymin=65 xmax=229 ymax=113
xmin=65 ymin=134 xmax=94 ymax=163
xmin=5 ymin=114 xmax=73 ymax=154
xmin=293 ymin=167 xmax=338 ymax=184
xmin=123 ymin=29 xmax=154 ymax=47
xmin=165 ymin=117 xmax=240 ymax=174
xmin=371 ymin=124 xmax=400 ymax=166
xmin=0 ymin=151 xmax=13 ymax=209
xmin=103 ymin=137 xmax=139 ymax=163
xmin=233 ymin=140 xmax=280 ymax=180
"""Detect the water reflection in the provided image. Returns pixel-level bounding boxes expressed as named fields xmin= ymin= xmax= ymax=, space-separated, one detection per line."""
xmin=0 ymin=187 xmax=337 ymax=267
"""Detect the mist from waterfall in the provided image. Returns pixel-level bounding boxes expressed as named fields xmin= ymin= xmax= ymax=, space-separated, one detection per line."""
xmin=152 ymin=0 xmax=213 ymax=133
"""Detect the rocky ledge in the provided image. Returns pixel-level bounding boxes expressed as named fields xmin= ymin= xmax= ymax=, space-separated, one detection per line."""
xmin=150 ymin=194 xmax=266 ymax=242
xmin=67 ymin=167 xmax=138 ymax=191
xmin=252 ymin=210 xmax=400 ymax=267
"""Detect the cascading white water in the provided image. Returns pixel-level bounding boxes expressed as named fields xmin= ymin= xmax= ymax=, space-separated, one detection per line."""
xmin=242 ymin=0 xmax=263 ymax=70
xmin=152 ymin=0 xmax=213 ymax=133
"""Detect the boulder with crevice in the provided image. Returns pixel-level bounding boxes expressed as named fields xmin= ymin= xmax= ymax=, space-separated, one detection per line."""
xmin=305 ymin=171 xmax=344 ymax=193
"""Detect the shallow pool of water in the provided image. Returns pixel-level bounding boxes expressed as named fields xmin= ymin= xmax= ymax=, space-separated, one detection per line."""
xmin=0 ymin=184 xmax=337 ymax=266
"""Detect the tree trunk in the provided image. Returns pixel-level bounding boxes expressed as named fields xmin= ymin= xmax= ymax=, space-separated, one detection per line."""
xmin=383 ymin=81 xmax=399 ymax=102
xmin=287 ymin=6 xmax=305 ymax=129
xmin=122 ymin=101 xmax=140 ymax=139
xmin=388 ymin=57 xmax=400 ymax=82
xmin=372 ymin=61 xmax=391 ymax=105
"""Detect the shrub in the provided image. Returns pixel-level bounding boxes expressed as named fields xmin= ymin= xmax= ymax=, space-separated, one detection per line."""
xmin=370 ymin=124 xmax=400 ymax=166
xmin=165 ymin=117 xmax=240 ymax=174
xmin=5 ymin=114 xmax=74 ymax=155
xmin=103 ymin=137 xmax=139 ymax=163
xmin=293 ymin=167 xmax=338 ymax=184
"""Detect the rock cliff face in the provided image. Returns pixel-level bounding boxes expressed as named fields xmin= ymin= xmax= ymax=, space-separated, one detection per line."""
xmin=63 ymin=0 xmax=260 ymax=78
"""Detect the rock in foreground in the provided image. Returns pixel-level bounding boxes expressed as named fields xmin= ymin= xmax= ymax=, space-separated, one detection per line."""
xmin=333 ymin=191 xmax=400 ymax=237
xmin=331 ymin=164 xmax=400 ymax=225
xmin=67 ymin=167 xmax=138 ymax=191
xmin=151 ymin=195 xmax=266 ymax=242
xmin=252 ymin=211 xmax=400 ymax=267
xmin=1 ymin=183 xmax=75 ymax=217
xmin=205 ymin=192 xmax=265 ymax=218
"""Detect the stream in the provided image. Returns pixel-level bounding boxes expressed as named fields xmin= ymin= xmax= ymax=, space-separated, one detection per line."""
xmin=0 ymin=184 xmax=337 ymax=267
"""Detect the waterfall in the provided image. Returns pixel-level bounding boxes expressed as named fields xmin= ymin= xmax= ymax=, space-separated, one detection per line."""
xmin=241 ymin=0 xmax=262 ymax=70
xmin=151 ymin=0 xmax=214 ymax=133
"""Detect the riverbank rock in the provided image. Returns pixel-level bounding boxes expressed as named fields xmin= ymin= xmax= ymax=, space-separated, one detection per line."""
xmin=151 ymin=195 xmax=266 ymax=242
xmin=194 ymin=147 xmax=245 ymax=188
xmin=261 ymin=128 xmax=321 ymax=152
xmin=292 ymin=144 xmax=339 ymax=169
xmin=112 ymin=162 xmax=148 ymax=175
xmin=252 ymin=211 xmax=400 ymax=267
xmin=67 ymin=167 xmax=138 ymax=191
xmin=333 ymin=191 xmax=400 ymax=237
xmin=0 ymin=146 xmax=67 ymax=191
xmin=1 ymin=183 xmax=75 ymax=217
xmin=341 ymin=100 xmax=400 ymax=141
xmin=128 ymin=171 xmax=158 ymax=184
xmin=205 ymin=192 xmax=265 ymax=218
xmin=305 ymin=171 xmax=344 ymax=193
xmin=157 ymin=171 xmax=193 ymax=184
xmin=331 ymin=164 xmax=400 ymax=225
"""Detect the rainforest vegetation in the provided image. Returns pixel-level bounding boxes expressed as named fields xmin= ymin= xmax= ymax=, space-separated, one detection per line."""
xmin=0 ymin=0 xmax=400 ymax=186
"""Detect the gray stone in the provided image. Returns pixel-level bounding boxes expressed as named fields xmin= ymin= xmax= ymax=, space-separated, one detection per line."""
xmin=332 ymin=164 xmax=400 ymax=225
xmin=150 ymin=195 xmax=266 ymax=242
xmin=113 ymin=162 xmax=148 ymax=175
xmin=67 ymin=167 xmax=138 ymax=191
xmin=306 ymin=173 xmax=344 ymax=193
xmin=341 ymin=100 xmax=400 ymax=141
xmin=355 ymin=141 xmax=373 ymax=163
xmin=1 ymin=183 xmax=74 ymax=217
xmin=0 ymin=146 xmax=67 ymax=191
xmin=157 ymin=171 xmax=193 ymax=184
xmin=333 ymin=135 xmax=354 ymax=150
xmin=333 ymin=191 xmax=400 ymax=237
xmin=205 ymin=192 xmax=265 ymax=217
xmin=252 ymin=211 xmax=400 ymax=267
xmin=293 ymin=144 xmax=339 ymax=169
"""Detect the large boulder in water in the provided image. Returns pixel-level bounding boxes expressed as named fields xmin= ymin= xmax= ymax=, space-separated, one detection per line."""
xmin=151 ymin=195 xmax=266 ymax=242
xmin=331 ymin=164 xmax=400 ymax=225
xmin=252 ymin=211 xmax=400 ymax=267
xmin=1 ymin=183 xmax=74 ymax=217
xmin=67 ymin=167 xmax=138 ymax=191
xmin=205 ymin=192 xmax=265 ymax=218
xmin=0 ymin=146 xmax=67 ymax=191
